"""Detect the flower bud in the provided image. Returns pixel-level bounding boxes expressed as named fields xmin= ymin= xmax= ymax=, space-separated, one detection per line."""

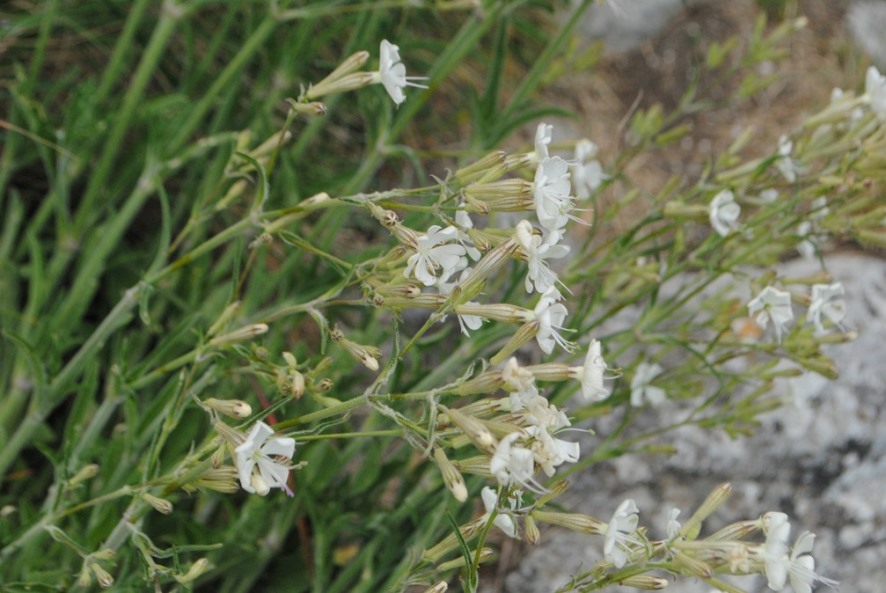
xmin=288 ymin=101 xmax=327 ymax=117
xmin=141 ymin=492 xmax=173 ymax=515
xmin=207 ymin=301 xmax=241 ymax=337
xmin=452 ymin=151 xmax=507 ymax=184
xmin=440 ymin=406 xmax=497 ymax=454
xmin=307 ymin=50 xmax=370 ymax=96
xmin=305 ymin=71 xmax=375 ymax=100
xmin=620 ymin=575 xmax=670 ymax=590
xmin=682 ymin=483 xmax=732 ymax=541
xmin=489 ymin=321 xmax=539 ymax=366
xmin=436 ymin=548 xmax=494 ymax=571
xmin=204 ymin=398 xmax=252 ymax=419
xmin=524 ymin=514 xmax=541 ymax=545
xmin=175 ymin=558 xmax=211 ymax=585
xmin=421 ymin=582 xmax=449 ymax=593
xmin=208 ymin=323 xmax=269 ymax=347
xmin=454 ymin=370 xmax=504 ymax=396
xmin=186 ymin=467 xmax=240 ymax=494
xmin=422 ymin=518 xmax=485 ymax=562
xmin=433 ymin=448 xmax=467 ymax=502
xmin=330 ymin=328 xmax=381 ymax=372
xmin=68 ymin=463 xmax=100 ymax=487
xmin=530 ymin=510 xmax=605 ymax=535
xmin=90 ymin=563 xmax=114 ymax=588
xmin=454 ymin=303 xmax=533 ymax=324
xmin=251 ymin=130 xmax=292 ymax=158
xmin=213 ymin=421 xmax=245 ymax=449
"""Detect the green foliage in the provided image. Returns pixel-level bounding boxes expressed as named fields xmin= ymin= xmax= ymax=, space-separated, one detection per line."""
xmin=0 ymin=1 xmax=876 ymax=592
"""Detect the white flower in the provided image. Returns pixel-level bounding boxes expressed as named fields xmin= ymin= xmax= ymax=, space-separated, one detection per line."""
xmin=785 ymin=531 xmax=839 ymax=593
xmin=575 ymin=339 xmax=609 ymax=402
xmin=604 ymin=499 xmax=640 ymax=568
xmin=234 ymin=421 xmax=296 ymax=496
xmin=865 ymin=65 xmax=886 ymax=119
xmin=796 ymin=221 xmax=817 ymax=260
xmin=533 ymin=287 xmax=573 ymax=354
xmin=630 ymin=362 xmax=666 ymax=407
xmin=526 ymin=424 xmax=579 ymax=477
xmin=502 ymin=357 xmax=539 ymax=411
xmin=489 ymin=433 xmax=541 ymax=491
xmin=516 ymin=220 xmax=570 ymax=295
xmin=404 ymin=225 xmax=467 ymax=286
xmin=666 ymin=508 xmax=682 ymax=540
xmin=436 ymin=268 xmax=484 ymax=336
xmin=481 ymin=487 xmax=518 ymax=539
xmin=374 ymin=39 xmax=428 ymax=106
xmin=808 ymin=282 xmax=846 ymax=334
xmin=776 ymin=135 xmax=799 ymax=183
xmin=762 ymin=511 xmax=791 ymax=590
xmin=454 ymin=204 xmax=482 ymax=261
xmin=748 ymin=286 xmax=794 ymax=342
xmin=571 ymin=139 xmax=604 ymax=199
xmin=760 ymin=189 xmax=779 ymax=203
xmin=534 ymin=156 xmax=574 ymax=231
xmin=709 ymin=189 xmax=741 ymax=237
xmin=534 ymin=122 xmax=554 ymax=161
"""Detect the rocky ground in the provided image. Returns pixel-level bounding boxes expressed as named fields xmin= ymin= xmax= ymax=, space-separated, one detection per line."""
xmin=484 ymin=2 xmax=886 ymax=592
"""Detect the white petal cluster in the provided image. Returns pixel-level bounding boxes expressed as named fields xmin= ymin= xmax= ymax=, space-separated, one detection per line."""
xmin=571 ymin=139 xmax=604 ymax=199
xmin=574 ymin=339 xmax=609 ymax=402
xmin=808 ymin=282 xmax=846 ymax=334
xmin=404 ymin=225 xmax=467 ymax=286
xmin=534 ymin=156 xmax=574 ymax=232
xmin=489 ymin=432 xmax=539 ymax=491
xmin=604 ymin=499 xmax=640 ymax=568
xmin=760 ymin=512 xmax=837 ymax=593
xmin=748 ymin=286 xmax=794 ymax=342
xmin=865 ymin=65 xmax=886 ymax=119
xmin=776 ymin=135 xmax=799 ymax=183
xmin=480 ymin=487 xmax=518 ymax=539
xmin=376 ymin=39 xmax=428 ymax=106
xmin=630 ymin=362 xmax=666 ymax=407
xmin=709 ymin=189 xmax=741 ymax=237
xmin=234 ymin=421 xmax=296 ymax=496
xmin=516 ymin=220 xmax=570 ymax=295
xmin=533 ymin=287 xmax=573 ymax=354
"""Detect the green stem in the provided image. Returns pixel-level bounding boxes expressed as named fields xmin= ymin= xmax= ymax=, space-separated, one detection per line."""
xmin=74 ymin=0 xmax=182 ymax=228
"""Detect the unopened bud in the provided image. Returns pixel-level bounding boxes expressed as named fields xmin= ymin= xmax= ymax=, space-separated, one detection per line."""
xmin=619 ymin=575 xmax=669 ymax=590
xmin=90 ymin=563 xmax=114 ymax=588
xmin=68 ymin=463 xmax=100 ymax=487
xmin=330 ymin=328 xmax=382 ymax=372
xmin=305 ymin=71 xmax=375 ymax=100
xmin=440 ymin=406 xmax=497 ymax=454
xmin=706 ymin=519 xmax=761 ymax=542
xmin=422 ymin=518 xmax=485 ymax=562
xmin=92 ymin=549 xmax=116 ymax=562
xmin=530 ymin=510 xmax=605 ymax=535
xmin=207 ymin=301 xmax=242 ymax=337
xmin=433 ymin=448 xmax=468 ymax=502
xmin=186 ymin=467 xmax=240 ymax=494
xmin=288 ymin=100 xmax=327 ymax=117
xmin=436 ymin=547 xmax=494 ymax=571
xmin=422 ymin=582 xmax=449 ymax=593
xmin=682 ymin=483 xmax=733 ymax=540
xmin=252 ymin=131 xmax=292 ymax=158
xmin=209 ymin=323 xmax=269 ymax=347
xmin=175 ymin=558 xmax=211 ymax=585
xmin=489 ymin=321 xmax=539 ymax=366
xmin=308 ymin=50 xmax=369 ymax=96
xmin=453 ymin=151 xmax=507 ymax=184
xmin=524 ymin=514 xmax=541 ymax=545
xmin=141 ymin=492 xmax=173 ymax=515
xmin=457 ymin=236 xmax=519 ymax=297
xmin=213 ymin=421 xmax=245 ymax=449
xmin=671 ymin=550 xmax=714 ymax=578
xmin=204 ymin=398 xmax=252 ymax=419
xmin=454 ymin=302 xmax=533 ymax=324
xmin=454 ymin=370 xmax=504 ymax=395
xmin=77 ymin=565 xmax=93 ymax=588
